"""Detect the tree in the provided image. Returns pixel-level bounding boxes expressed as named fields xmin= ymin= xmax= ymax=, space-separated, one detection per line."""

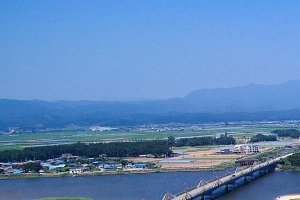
xmin=120 ymin=159 xmax=129 ymax=166
xmin=167 ymin=136 xmax=175 ymax=148
xmin=22 ymin=162 xmax=42 ymax=173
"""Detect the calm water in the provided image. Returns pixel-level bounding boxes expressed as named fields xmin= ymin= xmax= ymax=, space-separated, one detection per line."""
xmin=0 ymin=171 xmax=299 ymax=200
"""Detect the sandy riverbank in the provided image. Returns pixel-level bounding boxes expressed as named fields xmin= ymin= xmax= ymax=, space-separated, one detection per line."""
xmin=275 ymin=194 xmax=300 ymax=200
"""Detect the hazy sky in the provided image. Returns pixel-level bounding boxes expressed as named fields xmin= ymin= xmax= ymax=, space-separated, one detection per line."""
xmin=1 ymin=1 xmax=300 ymax=101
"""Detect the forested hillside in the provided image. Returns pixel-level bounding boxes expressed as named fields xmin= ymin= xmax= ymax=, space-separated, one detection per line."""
xmin=1 ymin=81 xmax=300 ymax=130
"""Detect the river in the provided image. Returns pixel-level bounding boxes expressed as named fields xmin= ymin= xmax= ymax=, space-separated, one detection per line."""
xmin=0 ymin=171 xmax=299 ymax=200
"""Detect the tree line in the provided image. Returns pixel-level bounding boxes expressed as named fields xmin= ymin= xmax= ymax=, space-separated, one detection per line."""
xmin=0 ymin=141 xmax=172 ymax=162
xmin=0 ymin=136 xmax=238 ymax=162
xmin=272 ymin=129 xmax=300 ymax=139
xmin=174 ymin=136 xmax=236 ymax=147
xmin=250 ymin=133 xmax=277 ymax=142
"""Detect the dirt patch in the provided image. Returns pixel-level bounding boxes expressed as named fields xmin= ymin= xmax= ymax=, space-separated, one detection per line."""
xmin=128 ymin=148 xmax=246 ymax=170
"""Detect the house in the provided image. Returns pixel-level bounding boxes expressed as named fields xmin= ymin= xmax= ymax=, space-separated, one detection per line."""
xmin=104 ymin=165 xmax=118 ymax=171
xmin=133 ymin=163 xmax=147 ymax=168
xmin=1 ymin=162 xmax=13 ymax=168
xmin=11 ymin=162 xmax=22 ymax=169
xmin=92 ymin=161 xmax=104 ymax=168
xmin=49 ymin=164 xmax=66 ymax=170
xmin=4 ymin=168 xmax=23 ymax=174
xmin=69 ymin=168 xmax=83 ymax=174
xmin=13 ymin=169 xmax=23 ymax=174
xmin=40 ymin=162 xmax=51 ymax=169
xmin=219 ymin=148 xmax=231 ymax=154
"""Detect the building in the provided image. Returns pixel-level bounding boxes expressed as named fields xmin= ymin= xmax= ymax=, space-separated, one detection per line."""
xmin=104 ymin=165 xmax=118 ymax=171
xmin=235 ymin=159 xmax=259 ymax=166
xmin=244 ymin=144 xmax=260 ymax=154
xmin=233 ymin=144 xmax=260 ymax=154
xmin=233 ymin=145 xmax=245 ymax=154
xmin=219 ymin=148 xmax=231 ymax=154
xmin=133 ymin=163 xmax=147 ymax=168
xmin=69 ymin=168 xmax=83 ymax=174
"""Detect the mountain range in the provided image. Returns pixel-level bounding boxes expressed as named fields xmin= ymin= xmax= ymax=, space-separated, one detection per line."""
xmin=1 ymin=80 xmax=300 ymax=130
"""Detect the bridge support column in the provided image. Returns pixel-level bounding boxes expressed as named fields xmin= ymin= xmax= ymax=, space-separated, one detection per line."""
xmin=199 ymin=195 xmax=204 ymax=200
xmin=251 ymin=174 xmax=255 ymax=180
xmin=225 ymin=184 xmax=228 ymax=191
xmin=210 ymin=193 xmax=214 ymax=200
xmin=234 ymin=182 xmax=237 ymax=189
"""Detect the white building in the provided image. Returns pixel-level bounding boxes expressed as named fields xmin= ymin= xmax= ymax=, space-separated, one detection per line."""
xmin=244 ymin=144 xmax=260 ymax=154
xmin=69 ymin=168 xmax=83 ymax=174
xmin=233 ymin=145 xmax=244 ymax=154
xmin=233 ymin=144 xmax=260 ymax=154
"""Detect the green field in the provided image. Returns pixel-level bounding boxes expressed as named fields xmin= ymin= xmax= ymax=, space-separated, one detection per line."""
xmin=172 ymin=146 xmax=213 ymax=152
xmin=0 ymin=125 xmax=295 ymax=150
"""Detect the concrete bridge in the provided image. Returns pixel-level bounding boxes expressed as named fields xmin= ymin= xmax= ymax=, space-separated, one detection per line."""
xmin=162 ymin=153 xmax=293 ymax=200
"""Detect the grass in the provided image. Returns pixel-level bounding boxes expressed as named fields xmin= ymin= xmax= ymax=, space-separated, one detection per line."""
xmin=0 ymin=125 xmax=287 ymax=150
xmin=0 ymin=145 xmax=25 ymax=151
xmin=172 ymin=146 xmax=213 ymax=152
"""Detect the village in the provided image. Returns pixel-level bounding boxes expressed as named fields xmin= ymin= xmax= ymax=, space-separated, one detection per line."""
xmin=0 ymin=142 xmax=285 ymax=177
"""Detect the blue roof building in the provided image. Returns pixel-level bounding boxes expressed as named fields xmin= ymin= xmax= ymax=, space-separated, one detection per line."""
xmin=133 ymin=163 xmax=147 ymax=168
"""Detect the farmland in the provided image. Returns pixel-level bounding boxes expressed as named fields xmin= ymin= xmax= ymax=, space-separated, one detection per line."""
xmin=0 ymin=122 xmax=295 ymax=150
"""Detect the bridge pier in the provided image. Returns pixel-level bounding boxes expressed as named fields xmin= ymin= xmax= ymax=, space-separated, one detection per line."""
xmin=233 ymin=182 xmax=237 ymax=189
xmin=259 ymin=168 xmax=269 ymax=175
xmin=225 ymin=182 xmax=237 ymax=191
xmin=210 ymin=193 xmax=214 ymax=200
xmin=244 ymin=174 xmax=255 ymax=182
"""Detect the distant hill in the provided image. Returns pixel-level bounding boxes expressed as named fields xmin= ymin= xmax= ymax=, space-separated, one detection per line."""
xmin=184 ymin=80 xmax=300 ymax=112
xmin=1 ymin=80 xmax=300 ymax=129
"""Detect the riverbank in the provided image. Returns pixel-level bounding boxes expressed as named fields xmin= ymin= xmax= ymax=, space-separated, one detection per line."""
xmin=275 ymin=194 xmax=300 ymax=200
xmin=3 ymin=162 xmax=296 ymax=180
xmin=0 ymin=148 xmax=239 ymax=180
xmin=0 ymin=165 xmax=232 ymax=180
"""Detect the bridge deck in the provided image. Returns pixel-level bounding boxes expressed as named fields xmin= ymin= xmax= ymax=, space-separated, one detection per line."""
xmin=165 ymin=153 xmax=292 ymax=200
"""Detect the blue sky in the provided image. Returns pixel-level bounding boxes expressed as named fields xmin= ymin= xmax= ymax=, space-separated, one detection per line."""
xmin=1 ymin=1 xmax=300 ymax=101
